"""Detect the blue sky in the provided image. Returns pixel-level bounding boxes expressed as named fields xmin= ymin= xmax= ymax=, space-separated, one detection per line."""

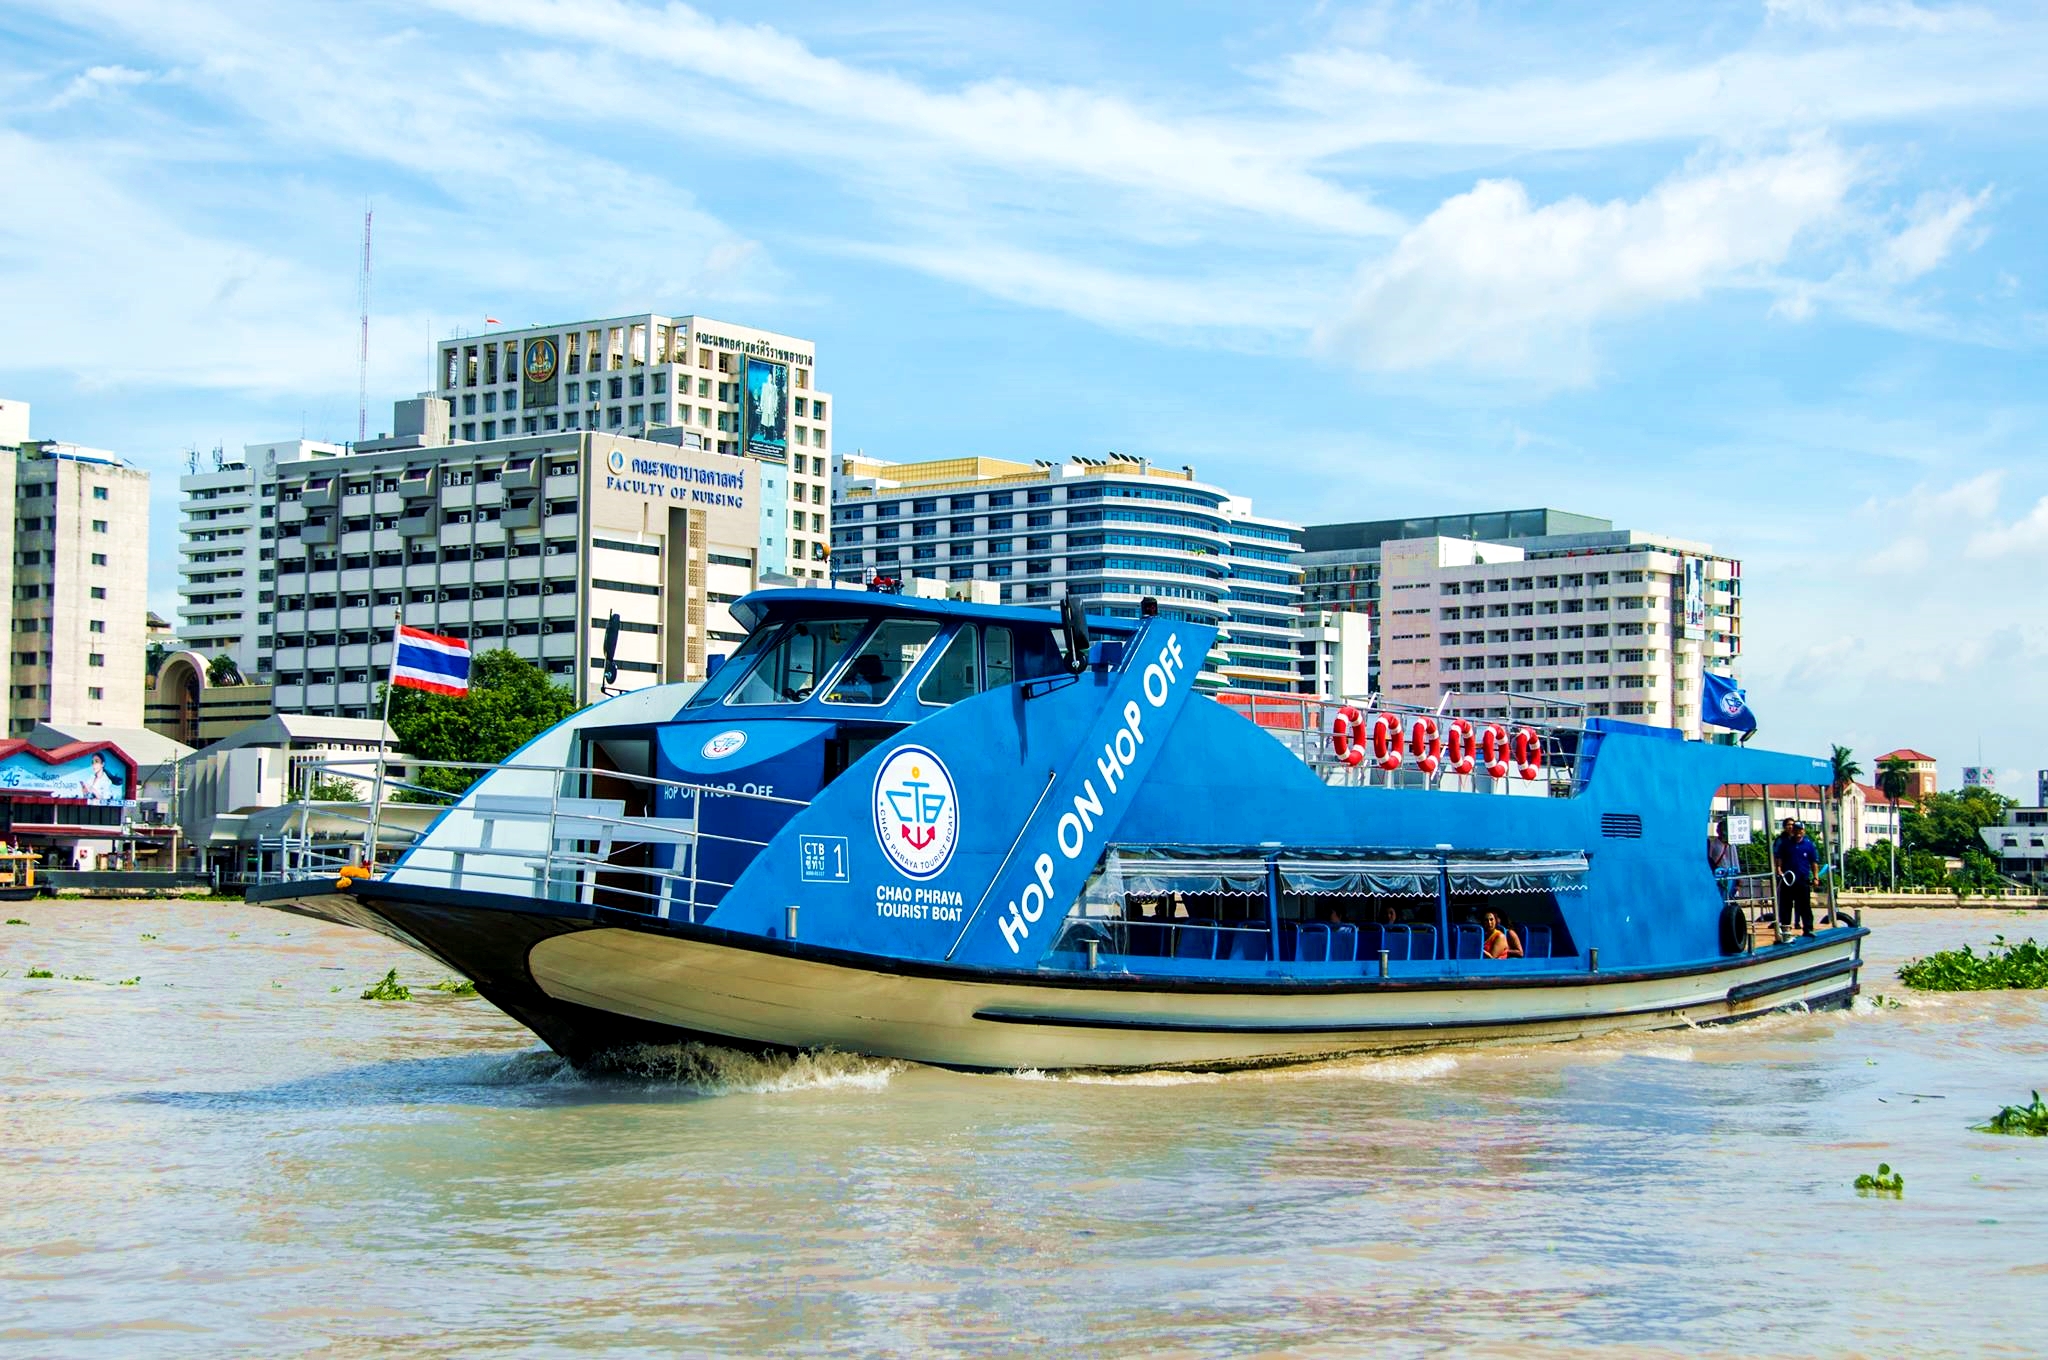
xmin=3 ymin=0 xmax=2045 ymax=790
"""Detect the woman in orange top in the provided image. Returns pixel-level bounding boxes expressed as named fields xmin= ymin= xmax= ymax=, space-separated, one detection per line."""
xmin=1482 ymin=910 xmax=1524 ymax=959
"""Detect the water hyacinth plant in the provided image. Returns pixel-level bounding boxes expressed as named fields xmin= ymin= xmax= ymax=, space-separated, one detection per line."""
xmin=1855 ymin=1163 xmax=1905 ymax=1194
xmin=429 ymin=978 xmax=479 ymax=996
xmin=1897 ymin=936 xmax=2048 ymax=991
xmin=1975 ymin=1092 xmax=2048 ymax=1136
xmin=360 ymin=969 xmax=411 ymax=1001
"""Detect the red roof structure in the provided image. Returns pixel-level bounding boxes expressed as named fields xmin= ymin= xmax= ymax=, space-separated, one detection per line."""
xmin=1877 ymin=748 xmax=1936 ymax=763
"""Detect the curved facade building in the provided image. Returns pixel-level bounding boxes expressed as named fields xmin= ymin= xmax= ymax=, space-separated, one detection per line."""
xmin=831 ymin=454 xmax=1301 ymax=690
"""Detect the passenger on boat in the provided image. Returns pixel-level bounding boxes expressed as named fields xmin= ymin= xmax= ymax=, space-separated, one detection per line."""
xmin=1707 ymin=817 xmax=1738 ymax=894
xmin=1379 ymin=905 xmax=1400 ymax=927
xmin=836 ymin=653 xmax=892 ymax=703
xmin=1482 ymin=910 xmax=1524 ymax=959
xmin=1773 ymin=819 xmax=1820 ymax=938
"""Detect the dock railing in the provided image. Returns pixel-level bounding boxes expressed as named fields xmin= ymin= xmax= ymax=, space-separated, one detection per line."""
xmin=254 ymin=754 xmax=810 ymax=922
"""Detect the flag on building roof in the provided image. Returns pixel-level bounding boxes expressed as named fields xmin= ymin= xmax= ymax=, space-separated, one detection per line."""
xmin=485 ymin=316 xmax=500 ymax=325
xmin=391 ymin=625 xmax=472 ymax=697
xmin=1701 ymin=671 xmax=1756 ymax=736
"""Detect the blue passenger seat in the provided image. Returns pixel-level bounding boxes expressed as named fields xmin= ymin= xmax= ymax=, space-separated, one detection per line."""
xmin=1332 ymin=924 xmax=1358 ymax=963
xmin=1298 ymin=922 xmax=1331 ymax=963
xmin=1453 ymin=923 xmax=1482 ymax=960
xmin=1521 ymin=924 xmax=1552 ymax=959
xmin=1226 ymin=929 xmax=1271 ymax=962
xmin=1383 ymin=925 xmax=1410 ymax=962
xmin=1357 ymin=925 xmax=1385 ymax=959
xmin=1125 ymin=922 xmax=1169 ymax=957
xmin=1174 ymin=920 xmax=1219 ymax=959
xmin=1410 ymin=924 xmax=1438 ymax=961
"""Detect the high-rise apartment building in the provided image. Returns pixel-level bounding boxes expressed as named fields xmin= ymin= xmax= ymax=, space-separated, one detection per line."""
xmin=1371 ymin=531 xmax=1742 ymax=739
xmin=431 ymin=313 xmax=832 ymax=582
xmin=179 ymin=439 xmax=345 ymax=675
xmin=830 ymin=452 xmax=1304 ymax=690
xmin=266 ymin=399 xmax=764 ymax=716
xmin=1 ymin=401 xmax=151 ymax=733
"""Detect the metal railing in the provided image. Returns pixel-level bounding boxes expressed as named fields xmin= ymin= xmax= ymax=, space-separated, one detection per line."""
xmin=261 ymin=754 xmax=811 ymax=921
xmin=1210 ymin=690 xmax=1585 ymax=796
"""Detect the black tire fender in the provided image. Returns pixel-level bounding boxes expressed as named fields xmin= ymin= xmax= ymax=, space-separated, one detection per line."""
xmin=1720 ymin=902 xmax=1753 ymax=955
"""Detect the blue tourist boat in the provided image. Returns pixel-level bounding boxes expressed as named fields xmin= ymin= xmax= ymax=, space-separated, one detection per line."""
xmin=250 ymin=587 xmax=1864 ymax=1071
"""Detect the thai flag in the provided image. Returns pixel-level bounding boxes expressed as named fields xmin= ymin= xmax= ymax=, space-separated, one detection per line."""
xmin=391 ymin=625 xmax=471 ymax=697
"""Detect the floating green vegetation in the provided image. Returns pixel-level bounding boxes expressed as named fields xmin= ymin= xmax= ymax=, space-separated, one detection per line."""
xmin=140 ymin=933 xmax=158 ymax=942
xmin=360 ymin=968 xmax=411 ymax=1001
xmin=4 ymin=918 xmax=26 ymax=926
xmin=62 ymin=974 xmax=95 ymax=982
xmin=119 ymin=977 xmax=139 ymax=987
xmin=1855 ymin=1162 xmax=1905 ymax=1194
xmin=25 ymin=966 xmax=52 ymax=979
xmin=1897 ymin=936 xmax=2048 ymax=991
xmin=1867 ymin=993 xmax=1904 ymax=1009
xmin=1975 ymin=1091 xmax=2048 ymax=1137
xmin=428 ymin=978 xmax=478 ymax=996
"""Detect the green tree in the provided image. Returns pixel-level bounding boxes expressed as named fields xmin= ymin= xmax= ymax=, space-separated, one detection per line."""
xmin=384 ymin=649 xmax=578 ymax=800
xmin=1842 ymin=847 xmax=1880 ymax=889
xmin=1876 ymin=756 xmax=1913 ymax=890
xmin=307 ymin=774 xmax=361 ymax=801
xmin=1900 ymin=787 xmax=2014 ymax=859
xmin=208 ymin=653 xmax=245 ymax=686
xmin=1830 ymin=745 xmax=1862 ymax=796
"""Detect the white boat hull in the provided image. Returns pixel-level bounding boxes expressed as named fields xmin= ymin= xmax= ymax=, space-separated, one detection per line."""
xmin=527 ymin=926 xmax=1863 ymax=1072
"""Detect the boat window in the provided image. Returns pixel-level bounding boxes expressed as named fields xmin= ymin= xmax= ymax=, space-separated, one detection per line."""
xmin=728 ymin=618 xmax=868 ymax=705
xmin=823 ymin=619 xmax=940 ymax=706
xmin=984 ymin=627 xmax=1015 ymax=689
xmin=918 ymin=625 xmax=979 ymax=706
xmin=684 ymin=624 xmax=781 ymax=708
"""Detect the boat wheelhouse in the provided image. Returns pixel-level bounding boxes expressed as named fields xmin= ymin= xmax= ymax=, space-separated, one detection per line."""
xmin=249 ymin=587 xmax=1864 ymax=1071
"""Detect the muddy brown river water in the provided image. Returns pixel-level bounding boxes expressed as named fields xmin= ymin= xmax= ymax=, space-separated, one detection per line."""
xmin=2 ymin=901 xmax=2044 ymax=1356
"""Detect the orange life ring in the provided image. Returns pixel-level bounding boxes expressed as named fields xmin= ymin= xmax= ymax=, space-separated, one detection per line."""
xmin=1409 ymin=715 xmax=1442 ymax=776
xmin=1479 ymin=723 xmax=1510 ymax=779
xmin=1443 ymin=718 xmax=1476 ymax=776
xmin=1371 ymin=712 xmax=1404 ymax=771
xmin=1330 ymin=705 xmax=1366 ymax=767
xmin=1513 ymin=727 xmax=1544 ymax=781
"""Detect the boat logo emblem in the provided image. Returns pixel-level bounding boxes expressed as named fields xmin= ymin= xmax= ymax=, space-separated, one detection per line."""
xmin=701 ymin=730 xmax=748 ymax=760
xmin=872 ymin=745 xmax=958 ymax=880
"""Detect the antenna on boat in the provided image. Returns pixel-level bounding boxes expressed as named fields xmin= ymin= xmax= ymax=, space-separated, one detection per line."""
xmin=1059 ymin=594 xmax=1091 ymax=673
xmin=600 ymin=611 xmax=621 ymax=692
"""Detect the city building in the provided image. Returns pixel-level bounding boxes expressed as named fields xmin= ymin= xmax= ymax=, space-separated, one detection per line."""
xmin=2 ymin=401 xmax=152 ymax=735
xmin=145 ymin=649 xmax=276 ymax=748
xmin=173 ymin=713 xmax=405 ymax=875
xmin=266 ymin=398 xmax=763 ymax=716
xmin=1875 ymin=748 xmax=1938 ymax=800
xmin=179 ymin=439 xmax=345 ymax=675
xmin=1717 ymin=780 xmax=1909 ymax=853
xmin=1366 ymin=528 xmax=1742 ymax=738
xmin=831 ymin=452 xmax=1303 ymax=689
xmin=1980 ymin=805 xmax=2048 ymax=887
xmin=431 ymin=313 xmax=832 ymax=582
xmin=1293 ymin=608 xmax=1373 ymax=700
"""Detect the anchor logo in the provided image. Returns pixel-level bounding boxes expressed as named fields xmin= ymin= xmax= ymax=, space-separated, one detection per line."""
xmin=872 ymin=745 xmax=958 ymax=880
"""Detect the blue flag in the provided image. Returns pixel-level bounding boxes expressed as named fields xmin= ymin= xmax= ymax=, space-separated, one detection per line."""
xmin=1701 ymin=671 xmax=1756 ymax=735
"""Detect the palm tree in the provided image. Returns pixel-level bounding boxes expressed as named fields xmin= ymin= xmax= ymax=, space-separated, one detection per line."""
xmin=1878 ymin=756 xmax=1913 ymax=891
xmin=1830 ymin=745 xmax=1862 ymax=884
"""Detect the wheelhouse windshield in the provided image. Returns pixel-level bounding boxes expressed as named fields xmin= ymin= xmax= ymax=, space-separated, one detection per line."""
xmin=686 ymin=623 xmax=781 ymax=709
xmin=824 ymin=619 xmax=941 ymax=706
xmin=725 ymin=618 xmax=868 ymax=706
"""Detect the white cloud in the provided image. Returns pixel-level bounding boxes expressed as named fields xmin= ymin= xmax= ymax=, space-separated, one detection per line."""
xmin=1315 ymin=140 xmax=1857 ymax=380
xmin=1765 ymin=0 xmax=1994 ymax=34
xmin=1966 ymin=494 xmax=2048 ymax=558
xmin=1872 ymin=187 xmax=1991 ymax=284
xmin=45 ymin=63 xmax=151 ymax=109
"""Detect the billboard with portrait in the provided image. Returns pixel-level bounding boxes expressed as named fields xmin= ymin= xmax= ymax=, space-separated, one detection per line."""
xmin=743 ymin=357 xmax=789 ymax=461
xmin=0 ymin=746 xmax=131 ymax=805
xmin=1681 ymin=556 xmax=1708 ymax=640
xmin=522 ymin=336 xmax=560 ymax=409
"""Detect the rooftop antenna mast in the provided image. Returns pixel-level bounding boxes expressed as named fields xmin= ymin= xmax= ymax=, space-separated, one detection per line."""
xmin=356 ymin=207 xmax=373 ymax=443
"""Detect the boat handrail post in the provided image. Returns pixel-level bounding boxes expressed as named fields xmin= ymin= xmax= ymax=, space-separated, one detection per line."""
xmin=1589 ymin=946 xmax=1599 ymax=973
xmin=1262 ymin=848 xmax=1282 ymax=967
xmin=1083 ymin=937 xmax=1099 ymax=970
xmin=785 ymin=904 xmax=799 ymax=940
xmin=1434 ymin=845 xmax=1452 ymax=962
xmin=1378 ymin=949 xmax=1390 ymax=979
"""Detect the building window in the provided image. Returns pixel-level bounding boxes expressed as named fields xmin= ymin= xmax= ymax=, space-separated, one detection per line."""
xmin=91 ymin=519 xmax=108 ymax=533
xmin=89 ymin=620 xmax=105 ymax=633
xmin=88 ymin=687 xmax=103 ymax=700
xmin=92 ymin=486 xmax=109 ymax=501
xmin=88 ymin=653 xmax=105 ymax=667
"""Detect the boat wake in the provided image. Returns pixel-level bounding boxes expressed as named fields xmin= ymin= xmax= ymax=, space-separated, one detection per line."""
xmin=580 ymin=1041 xmax=903 ymax=1095
xmin=1010 ymin=1051 xmax=1461 ymax=1086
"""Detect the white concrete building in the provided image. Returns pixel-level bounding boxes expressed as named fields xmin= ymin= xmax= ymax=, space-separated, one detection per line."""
xmin=431 ymin=313 xmax=832 ymax=582
xmin=1374 ymin=530 xmax=1742 ymax=738
xmin=1982 ymin=806 xmax=2048 ymax=886
xmin=1293 ymin=608 xmax=1373 ymax=700
xmin=179 ymin=439 xmax=344 ymax=676
xmin=3 ymin=405 xmax=152 ymax=734
xmin=831 ymin=453 xmax=1304 ymax=690
xmin=268 ymin=399 xmax=764 ymax=716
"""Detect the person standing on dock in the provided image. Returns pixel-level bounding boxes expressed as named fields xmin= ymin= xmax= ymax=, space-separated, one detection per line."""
xmin=1773 ymin=819 xmax=1819 ymax=938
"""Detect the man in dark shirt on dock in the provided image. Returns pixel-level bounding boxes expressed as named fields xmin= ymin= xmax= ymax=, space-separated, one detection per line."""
xmin=1773 ymin=819 xmax=1820 ymax=938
